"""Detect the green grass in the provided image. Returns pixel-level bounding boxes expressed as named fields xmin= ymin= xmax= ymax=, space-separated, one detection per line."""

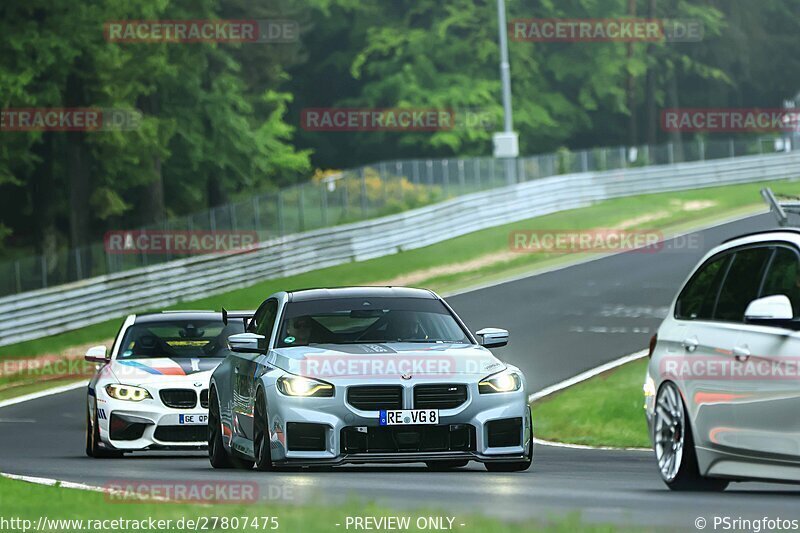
xmin=532 ymin=358 xmax=651 ymax=448
xmin=3 ymin=178 xmax=793 ymax=360
xmin=0 ymin=476 xmax=647 ymax=532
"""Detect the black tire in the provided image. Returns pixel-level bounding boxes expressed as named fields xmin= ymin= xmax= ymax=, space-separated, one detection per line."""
xmin=85 ymin=402 xmax=123 ymax=459
xmin=426 ymin=460 xmax=469 ymax=471
xmin=654 ymin=382 xmax=728 ymax=492
xmin=485 ymin=407 xmax=533 ymax=473
xmin=253 ymin=389 xmax=274 ymax=472
xmin=208 ymin=388 xmax=253 ymax=470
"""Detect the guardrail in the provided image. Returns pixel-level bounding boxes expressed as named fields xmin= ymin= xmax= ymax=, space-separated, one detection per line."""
xmin=2 ymin=151 xmax=798 ymax=347
xmin=0 ymin=136 xmax=779 ymax=296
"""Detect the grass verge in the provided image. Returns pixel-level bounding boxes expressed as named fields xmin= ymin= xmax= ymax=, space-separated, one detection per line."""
xmin=531 ymin=358 xmax=651 ymax=448
xmin=5 ymin=178 xmax=785 ymax=361
xmin=0 ymin=475 xmax=643 ymax=532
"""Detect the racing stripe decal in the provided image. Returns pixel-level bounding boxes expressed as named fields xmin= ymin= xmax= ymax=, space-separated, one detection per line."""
xmin=117 ymin=360 xmax=185 ymax=376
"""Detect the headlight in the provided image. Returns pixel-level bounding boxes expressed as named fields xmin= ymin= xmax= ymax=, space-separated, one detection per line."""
xmin=277 ymin=375 xmax=334 ymax=397
xmin=105 ymin=384 xmax=152 ymax=402
xmin=479 ymin=371 xmax=521 ymax=394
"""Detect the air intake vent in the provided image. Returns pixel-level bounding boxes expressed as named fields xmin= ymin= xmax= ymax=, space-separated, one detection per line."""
xmin=347 ymin=386 xmax=402 ymax=411
xmin=154 ymin=425 xmax=206 ymax=443
xmin=414 ymin=384 xmax=468 ymax=410
xmin=159 ymin=389 xmax=197 ymax=409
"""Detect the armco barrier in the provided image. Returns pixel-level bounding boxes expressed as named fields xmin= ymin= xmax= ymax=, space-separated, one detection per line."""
xmin=1 ymin=151 xmax=798 ymax=347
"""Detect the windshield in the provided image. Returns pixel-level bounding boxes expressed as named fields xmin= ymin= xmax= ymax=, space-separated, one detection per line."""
xmin=117 ymin=319 xmax=244 ymax=359
xmin=276 ymin=297 xmax=470 ymax=347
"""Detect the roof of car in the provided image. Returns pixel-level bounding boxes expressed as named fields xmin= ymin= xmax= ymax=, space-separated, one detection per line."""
xmin=721 ymin=228 xmax=800 ymax=244
xmin=287 ymin=286 xmax=436 ymax=302
xmin=133 ymin=310 xmax=253 ymax=324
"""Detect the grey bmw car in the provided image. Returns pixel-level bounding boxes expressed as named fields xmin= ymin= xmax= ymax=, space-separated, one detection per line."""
xmin=208 ymin=287 xmax=532 ymax=472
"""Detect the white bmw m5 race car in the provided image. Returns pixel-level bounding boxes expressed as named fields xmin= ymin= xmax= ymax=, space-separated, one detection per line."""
xmin=85 ymin=310 xmax=251 ymax=457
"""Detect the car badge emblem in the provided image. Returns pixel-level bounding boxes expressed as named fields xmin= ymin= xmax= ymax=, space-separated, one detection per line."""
xmin=194 ymin=382 xmax=203 ymax=388
xmin=401 ymin=373 xmax=412 ymax=380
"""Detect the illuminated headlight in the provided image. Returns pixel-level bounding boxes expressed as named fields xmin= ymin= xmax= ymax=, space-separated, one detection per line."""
xmin=479 ymin=371 xmax=521 ymax=394
xmin=105 ymin=384 xmax=152 ymax=402
xmin=277 ymin=375 xmax=334 ymax=398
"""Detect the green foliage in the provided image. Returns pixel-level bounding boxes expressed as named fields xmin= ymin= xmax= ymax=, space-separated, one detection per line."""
xmin=0 ymin=0 xmax=309 ymax=256
xmin=0 ymin=0 xmax=796 ymax=265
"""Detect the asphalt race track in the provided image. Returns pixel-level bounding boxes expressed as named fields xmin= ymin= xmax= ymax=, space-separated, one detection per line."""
xmin=2 ymin=213 xmax=799 ymax=530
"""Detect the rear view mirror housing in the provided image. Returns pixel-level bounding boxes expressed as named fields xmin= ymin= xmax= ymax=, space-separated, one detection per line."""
xmin=744 ymin=295 xmax=799 ymax=330
xmin=228 ymin=333 xmax=267 ymax=354
xmin=84 ymin=345 xmax=109 ymax=363
xmin=476 ymin=327 xmax=509 ymax=348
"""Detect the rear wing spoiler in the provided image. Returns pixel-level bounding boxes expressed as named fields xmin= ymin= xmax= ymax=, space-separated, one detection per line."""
xmin=221 ymin=308 xmax=255 ymax=329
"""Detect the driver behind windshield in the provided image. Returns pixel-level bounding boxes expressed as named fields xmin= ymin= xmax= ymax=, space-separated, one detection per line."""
xmin=118 ymin=320 xmax=244 ymax=359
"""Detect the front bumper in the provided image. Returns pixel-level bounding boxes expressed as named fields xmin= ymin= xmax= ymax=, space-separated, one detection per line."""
xmin=262 ymin=378 xmax=531 ymax=465
xmin=97 ymin=394 xmax=209 ymax=451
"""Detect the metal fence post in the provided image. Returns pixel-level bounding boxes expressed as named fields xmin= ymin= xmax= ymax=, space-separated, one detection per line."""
xmin=14 ymin=260 xmax=21 ymax=293
xmin=698 ymin=138 xmax=705 ymax=161
xmin=360 ymin=168 xmax=368 ymax=216
xmin=252 ymin=196 xmax=260 ymax=232
xmin=277 ymin=191 xmax=285 ymax=236
xmin=41 ymin=255 xmax=47 ymax=289
xmin=729 ymin=138 xmax=735 ymax=158
xmin=75 ymin=248 xmax=83 ymax=281
xmin=668 ymin=143 xmax=674 ymax=165
xmin=321 ymin=182 xmax=328 ymax=227
xmin=298 ymin=187 xmax=306 ymax=232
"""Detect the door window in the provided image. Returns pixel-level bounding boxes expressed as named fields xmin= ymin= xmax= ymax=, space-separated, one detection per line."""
xmin=760 ymin=247 xmax=800 ymax=317
xmin=676 ymin=254 xmax=730 ymax=320
xmin=255 ymin=299 xmax=279 ymax=342
xmin=714 ymin=247 xmax=772 ymax=322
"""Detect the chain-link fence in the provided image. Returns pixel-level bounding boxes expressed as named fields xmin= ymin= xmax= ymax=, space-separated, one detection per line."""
xmin=0 ymin=135 xmax=787 ymax=296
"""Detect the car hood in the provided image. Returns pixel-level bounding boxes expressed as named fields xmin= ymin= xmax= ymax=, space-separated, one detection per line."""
xmin=109 ymin=357 xmax=222 ymax=386
xmin=271 ymin=343 xmax=506 ymax=379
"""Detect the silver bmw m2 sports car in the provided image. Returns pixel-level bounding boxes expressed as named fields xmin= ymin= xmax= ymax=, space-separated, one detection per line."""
xmin=208 ymin=287 xmax=532 ymax=471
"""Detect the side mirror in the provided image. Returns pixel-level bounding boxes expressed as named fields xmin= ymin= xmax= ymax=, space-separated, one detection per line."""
xmin=476 ymin=327 xmax=509 ymax=348
xmin=744 ymin=295 xmax=796 ymax=328
xmin=85 ymin=345 xmax=108 ymax=363
xmin=228 ymin=333 xmax=267 ymax=354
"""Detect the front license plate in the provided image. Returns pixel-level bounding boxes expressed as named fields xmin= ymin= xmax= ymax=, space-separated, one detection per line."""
xmin=179 ymin=414 xmax=208 ymax=425
xmin=379 ymin=409 xmax=439 ymax=426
